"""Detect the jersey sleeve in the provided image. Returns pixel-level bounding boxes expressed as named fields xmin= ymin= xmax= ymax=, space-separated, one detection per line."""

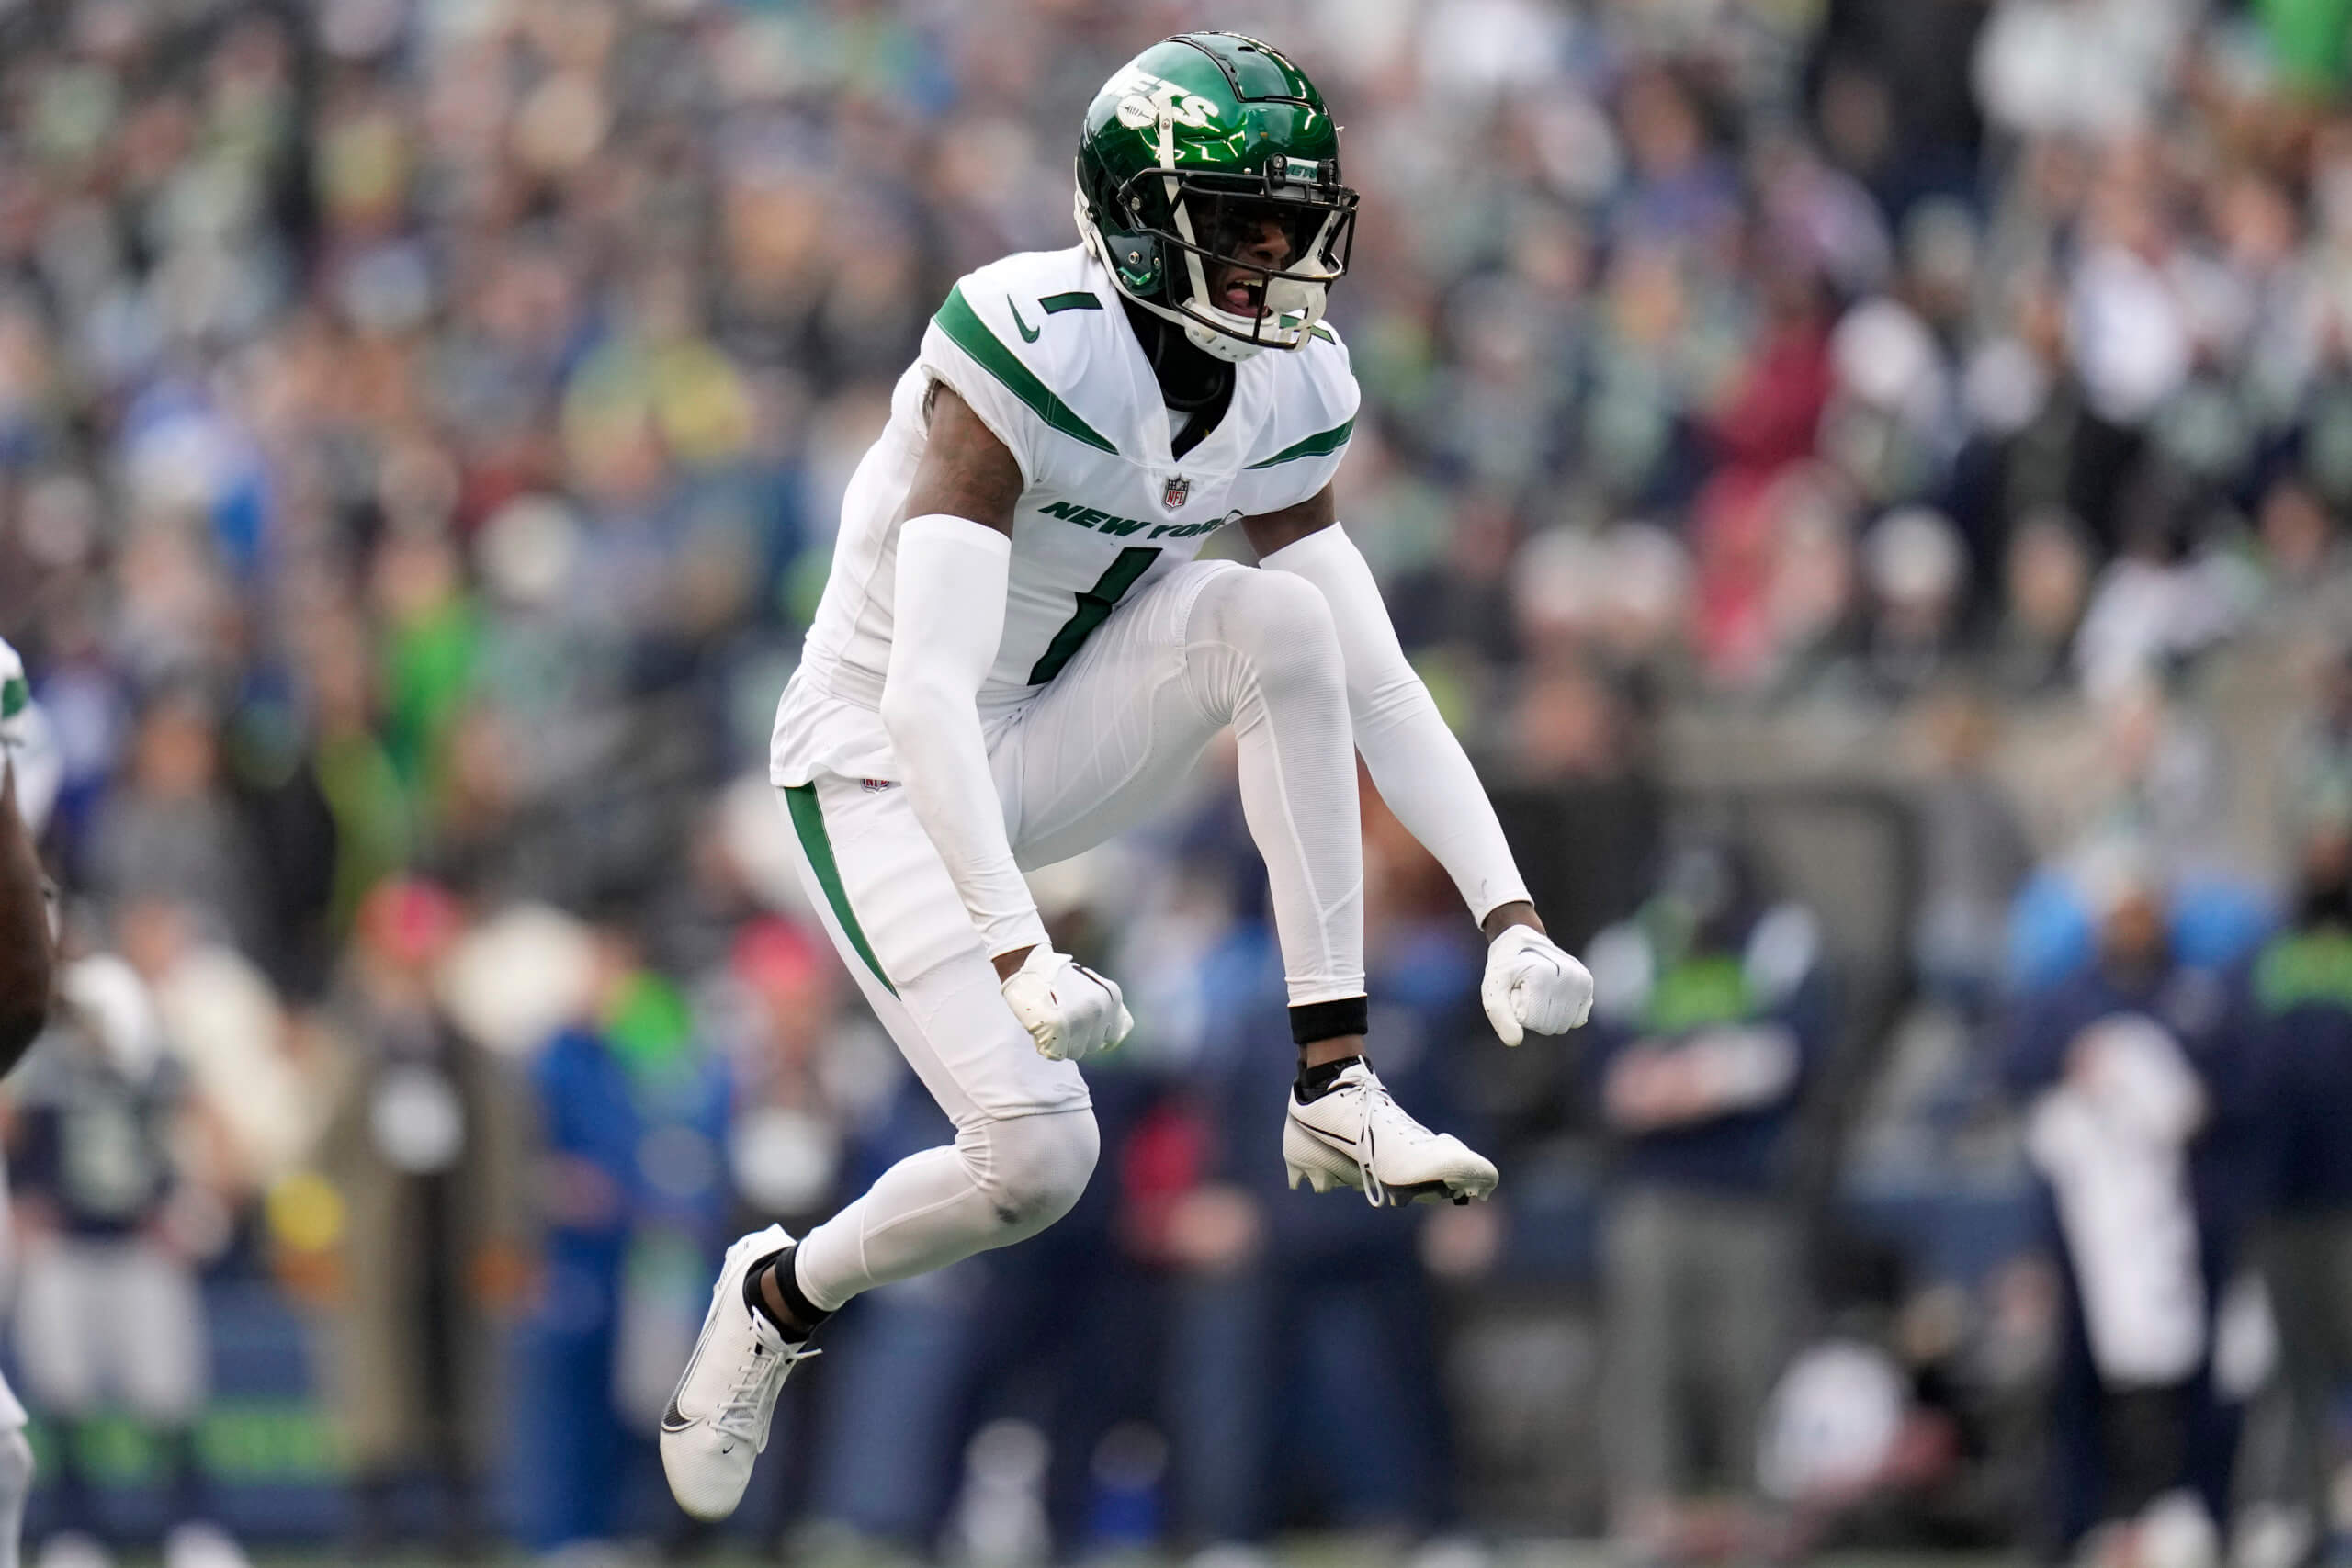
xmin=919 ymin=276 xmax=1118 ymax=493
xmin=1240 ymin=330 xmax=1362 ymax=513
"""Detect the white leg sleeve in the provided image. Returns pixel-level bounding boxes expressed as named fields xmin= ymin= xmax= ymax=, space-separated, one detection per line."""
xmin=1260 ymin=524 xmax=1532 ymax=923
xmin=1182 ymin=568 xmax=1366 ymax=1005
xmin=990 ymin=560 xmax=1366 ymax=1008
xmin=791 ymin=1109 xmax=1099 ymax=1313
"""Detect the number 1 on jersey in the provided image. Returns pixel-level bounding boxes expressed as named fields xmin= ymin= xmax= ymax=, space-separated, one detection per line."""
xmin=1027 ymin=547 xmax=1161 ymax=683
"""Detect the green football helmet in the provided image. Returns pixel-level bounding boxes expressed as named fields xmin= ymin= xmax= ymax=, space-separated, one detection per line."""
xmin=1075 ymin=32 xmax=1358 ymax=362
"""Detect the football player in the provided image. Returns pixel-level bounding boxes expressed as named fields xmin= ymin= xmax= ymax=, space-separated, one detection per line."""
xmin=662 ymin=32 xmax=1593 ymax=1520
xmin=0 ymin=638 xmax=50 ymax=1071
xmin=0 ymin=636 xmax=54 ymax=1568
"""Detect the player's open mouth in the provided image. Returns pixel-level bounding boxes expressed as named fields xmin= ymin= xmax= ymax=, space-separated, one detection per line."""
xmin=1219 ymin=276 xmax=1266 ymax=316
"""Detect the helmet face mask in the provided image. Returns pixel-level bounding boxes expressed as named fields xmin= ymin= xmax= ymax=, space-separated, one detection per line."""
xmin=1076 ymin=33 xmax=1358 ymax=362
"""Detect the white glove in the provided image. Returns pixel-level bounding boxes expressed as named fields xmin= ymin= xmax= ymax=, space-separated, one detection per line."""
xmin=1001 ymin=946 xmax=1135 ymax=1063
xmin=0 ymin=637 xmax=26 ymax=751
xmin=0 ymin=637 xmax=56 ymax=836
xmin=1480 ymin=924 xmax=1594 ymax=1046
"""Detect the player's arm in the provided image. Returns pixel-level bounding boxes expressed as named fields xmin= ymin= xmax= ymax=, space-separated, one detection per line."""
xmin=888 ymin=382 xmax=1038 ymax=967
xmin=883 ymin=385 xmax=1129 ymax=1061
xmin=0 ymin=759 xmax=51 ymax=1072
xmin=1245 ymin=487 xmax=1591 ymax=1043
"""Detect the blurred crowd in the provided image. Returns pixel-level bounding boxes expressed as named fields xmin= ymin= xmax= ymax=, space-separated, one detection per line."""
xmin=11 ymin=0 xmax=2352 ymax=1562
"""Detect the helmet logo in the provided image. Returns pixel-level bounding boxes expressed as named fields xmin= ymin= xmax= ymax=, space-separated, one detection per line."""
xmin=1161 ymin=475 xmax=1192 ymax=511
xmin=1110 ymin=69 xmax=1218 ymax=136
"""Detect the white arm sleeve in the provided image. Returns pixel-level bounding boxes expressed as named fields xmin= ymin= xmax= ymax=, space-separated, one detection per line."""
xmin=879 ymin=514 xmax=1050 ymax=960
xmin=1261 ymin=523 xmax=1533 ymax=925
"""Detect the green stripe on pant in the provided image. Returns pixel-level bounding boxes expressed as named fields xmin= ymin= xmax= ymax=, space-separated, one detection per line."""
xmin=783 ymin=783 xmax=897 ymax=997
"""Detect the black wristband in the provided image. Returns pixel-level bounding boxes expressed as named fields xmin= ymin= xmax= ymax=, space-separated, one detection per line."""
xmin=1289 ymin=995 xmax=1369 ymax=1047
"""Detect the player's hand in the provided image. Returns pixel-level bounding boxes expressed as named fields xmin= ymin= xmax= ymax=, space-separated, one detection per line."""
xmin=0 ymin=633 xmax=58 ymax=836
xmin=1000 ymin=946 xmax=1133 ymax=1062
xmin=0 ymin=636 xmax=28 ymax=752
xmin=1480 ymin=924 xmax=1593 ymax=1046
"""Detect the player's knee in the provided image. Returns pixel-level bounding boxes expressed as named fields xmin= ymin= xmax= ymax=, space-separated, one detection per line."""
xmin=971 ymin=1108 xmax=1099 ymax=1235
xmin=1213 ymin=570 xmax=1343 ymax=698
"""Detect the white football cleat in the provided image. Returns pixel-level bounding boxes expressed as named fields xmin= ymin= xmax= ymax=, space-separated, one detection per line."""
xmin=1283 ymin=1060 xmax=1498 ymax=1206
xmin=660 ymin=1224 xmax=820 ymax=1520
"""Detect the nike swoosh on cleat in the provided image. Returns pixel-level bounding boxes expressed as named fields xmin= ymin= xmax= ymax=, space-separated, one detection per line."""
xmin=1008 ymin=298 xmax=1041 ymax=342
xmin=662 ymin=1331 xmax=712 ymax=1434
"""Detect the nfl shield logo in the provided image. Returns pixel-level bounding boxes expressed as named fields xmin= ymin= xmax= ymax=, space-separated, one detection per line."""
xmin=1161 ymin=474 xmax=1191 ymax=511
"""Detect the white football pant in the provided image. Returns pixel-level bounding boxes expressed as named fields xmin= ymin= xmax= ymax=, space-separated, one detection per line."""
xmin=778 ymin=560 xmax=1363 ymax=1310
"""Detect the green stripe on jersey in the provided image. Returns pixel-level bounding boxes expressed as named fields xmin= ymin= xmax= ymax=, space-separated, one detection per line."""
xmin=1040 ymin=291 xmax=1102 ymax=313
xmin=783 ymin=784 xmax=897 ymax=996
xmin=1246 ymin=415 xmax=1354 ymax=469
xmin=933 ymin=286 xmax=1117 ymax=454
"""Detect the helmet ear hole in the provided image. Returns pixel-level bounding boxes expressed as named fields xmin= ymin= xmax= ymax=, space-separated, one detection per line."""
xmin=1114 ymin=238 xmax=1162 ymax=294
xmin=1075 ymin=187 xmax=1165 ymax=298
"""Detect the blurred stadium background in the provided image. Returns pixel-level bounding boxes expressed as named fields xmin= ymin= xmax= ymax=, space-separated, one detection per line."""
xmin=9 ymin=0 xmax=2352 ymax=1562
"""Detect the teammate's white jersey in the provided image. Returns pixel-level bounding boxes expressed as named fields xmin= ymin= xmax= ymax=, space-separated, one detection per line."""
xmin=772 ymin=244 xmax=1358 ymax=787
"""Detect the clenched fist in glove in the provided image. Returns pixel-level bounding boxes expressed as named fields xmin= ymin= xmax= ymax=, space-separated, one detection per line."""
xmin=0 ymin=636 xmax=57 ymax=837
xmin=1001 ymin=946 xmax=1135 ymax=1062
xmin=1480 ymin=923 xmax=1594 ymax=1045
xmin=0 ymin=637 xmax=28 ymax=752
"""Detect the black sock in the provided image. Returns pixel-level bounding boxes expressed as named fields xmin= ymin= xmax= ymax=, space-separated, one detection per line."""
xmin=743 ymin=1244 xmax=831 ymax=1341
xmin=1295 ymin=1055 xmax=1364 ymax=1103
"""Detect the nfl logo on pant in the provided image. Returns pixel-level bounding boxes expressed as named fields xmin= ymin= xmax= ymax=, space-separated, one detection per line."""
xmin=1161 ymin=475 xmax=1190 ymax=510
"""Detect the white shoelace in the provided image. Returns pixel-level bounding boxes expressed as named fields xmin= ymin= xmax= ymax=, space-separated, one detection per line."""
xmin=709 ymin=1337 xmax=820 ymax=1445
xmin=1358 ymin=1084 xmax=1385 ymax=1207
xmin=1344 ymin=1067 xmax=1434 ymax=1209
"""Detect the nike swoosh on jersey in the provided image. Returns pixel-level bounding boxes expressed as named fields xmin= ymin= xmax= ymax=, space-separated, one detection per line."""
xmin=1008 ymin=298 xmax=1041 ymax=342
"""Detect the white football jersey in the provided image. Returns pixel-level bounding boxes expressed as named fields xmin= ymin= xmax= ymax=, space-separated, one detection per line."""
xmin=773 ymin=244 xmax=1359 ymax=785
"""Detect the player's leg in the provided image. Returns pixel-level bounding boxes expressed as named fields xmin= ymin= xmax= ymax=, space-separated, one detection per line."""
xmin=662 ymin=772 xmax=1098 ymax=1521
xmin=993 ymin=560 xmax=1496 ymax=1203
xmin=1601 ymin=1189 xmax=1685 ymax=1550
xmin=118 ymin=1242 xmax=248 ymax=1568
xmin=0 ymin=1368 xmax=29 ymax=1568
xmin=17 ymin=1237 xmax=103 ymax=1562
xmin=775 ymin=773 xmax=1100 ymax=1309
xmin=995 ymin=560 xmax=1363 ymax=998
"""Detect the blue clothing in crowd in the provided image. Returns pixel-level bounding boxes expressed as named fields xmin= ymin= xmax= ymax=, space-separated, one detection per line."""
xmin=2244 ymin=926 xmax=2352 ymax=1213
xmin=2002 ymin=954 xmax=2262 ymax=1552
xmin=9 ymin=1029 xmax=182 ymax=1238
xmin=519 ymin=1016 xmax=732 ymax=1551
xmin=2002 ymin=956 xmax=2266 ymax=1233
xmin=1579 ymin=902 xmax=1830 ymax=1193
